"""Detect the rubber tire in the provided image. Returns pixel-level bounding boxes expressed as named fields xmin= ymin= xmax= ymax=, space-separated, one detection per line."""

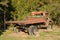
xmin=28 ymin=25 xmax=38 ymax=35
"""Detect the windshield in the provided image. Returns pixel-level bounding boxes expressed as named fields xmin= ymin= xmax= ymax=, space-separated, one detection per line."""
xmin=31 ymin=13 xmax=43 ymax=18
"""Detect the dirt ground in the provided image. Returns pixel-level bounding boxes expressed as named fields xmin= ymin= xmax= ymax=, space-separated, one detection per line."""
xmin=7 ymin=31 xmax=28 ymax=37
xmin=2 ymin=26 xmax=60 ymax=37
xmin=0 ymin=25 xmax=60 ymax=40
xmin=7 ymin=25 xmax=60 ymax=37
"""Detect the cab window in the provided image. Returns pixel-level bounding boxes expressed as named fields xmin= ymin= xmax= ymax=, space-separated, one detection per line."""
xmin=31 ymin=13 xmax=43 ymax=18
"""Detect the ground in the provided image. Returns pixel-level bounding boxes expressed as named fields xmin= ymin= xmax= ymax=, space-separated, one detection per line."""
xmin=0 ymin=25 xmax=60 ymax=40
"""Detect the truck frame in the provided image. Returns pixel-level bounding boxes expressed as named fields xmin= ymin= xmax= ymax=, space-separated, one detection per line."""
xmin=5 ymin=11 xmax=53 ymax=35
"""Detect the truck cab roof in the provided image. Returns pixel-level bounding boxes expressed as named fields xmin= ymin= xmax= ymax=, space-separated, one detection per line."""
xmin=31 ymin=11 xmax=48 ymax=15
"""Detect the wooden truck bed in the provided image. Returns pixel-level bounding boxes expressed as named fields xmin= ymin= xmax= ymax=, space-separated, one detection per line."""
xmin=5 ymin=18 xmax=46 ymax=25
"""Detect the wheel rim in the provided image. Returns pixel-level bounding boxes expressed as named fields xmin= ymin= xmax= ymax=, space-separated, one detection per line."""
xmin=33 ymin=27 xmax=38 ymax=35
xmin=28 ymin=25 xmax=38 ymax=35
xmin=13 ymin=27 xmax=19 ymax=33
xmin=47 ymin=24 xmax=52 ymax=30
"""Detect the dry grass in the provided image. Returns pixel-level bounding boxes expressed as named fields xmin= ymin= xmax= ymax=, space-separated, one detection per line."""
xmin=0 ymin=25 xmax=60 ymax=40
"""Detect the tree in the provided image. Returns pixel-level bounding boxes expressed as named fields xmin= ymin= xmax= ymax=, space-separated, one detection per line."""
xmin=0 ymin=0 xmax=14 ymax=35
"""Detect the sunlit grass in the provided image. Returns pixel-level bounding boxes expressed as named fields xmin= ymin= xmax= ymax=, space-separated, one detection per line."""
xmin=0 ymin=27 xmax=60 ymax=40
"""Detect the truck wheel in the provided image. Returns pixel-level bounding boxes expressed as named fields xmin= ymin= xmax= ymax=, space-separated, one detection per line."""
xmin=47 ymin=24 xmax=53 ymax=30
xmin=28 ymin=25 xmax=38 ymax=35
xmin=13 ymin=27 xmax=19 ymax=33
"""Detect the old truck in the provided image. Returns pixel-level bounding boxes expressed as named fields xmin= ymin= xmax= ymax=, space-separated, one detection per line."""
xmin=5 ymin=11 xmax=53 ymax=35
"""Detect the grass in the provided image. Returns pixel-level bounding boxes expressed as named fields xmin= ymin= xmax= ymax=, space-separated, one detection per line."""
xmin=0 ymin=26 xmax=60 ymax=40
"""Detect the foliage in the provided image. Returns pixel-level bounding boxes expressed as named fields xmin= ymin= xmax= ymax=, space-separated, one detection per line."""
xmin=11 ymin=0 xmax=60 ymax=25
xmin=0 ymin=0 xmax=60 ymax=26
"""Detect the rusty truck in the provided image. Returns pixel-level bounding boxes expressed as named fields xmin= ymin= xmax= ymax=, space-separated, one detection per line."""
xmin=5 ymin=11 xmax=53 ymax=35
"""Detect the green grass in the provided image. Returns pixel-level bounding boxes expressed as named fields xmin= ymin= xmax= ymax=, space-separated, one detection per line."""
xmin=0 ymin=27 xmax=60 ymax=40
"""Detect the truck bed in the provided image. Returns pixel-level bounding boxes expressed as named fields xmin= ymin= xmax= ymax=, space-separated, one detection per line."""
xmin=5 ymin=18 xmax=46 ymax=25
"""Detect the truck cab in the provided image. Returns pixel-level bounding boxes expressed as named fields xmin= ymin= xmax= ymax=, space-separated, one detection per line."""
xmin=28 ymin=12 xmax=48 ymax=20
xmin=28 ymin=11 xmax=52 ymax=27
